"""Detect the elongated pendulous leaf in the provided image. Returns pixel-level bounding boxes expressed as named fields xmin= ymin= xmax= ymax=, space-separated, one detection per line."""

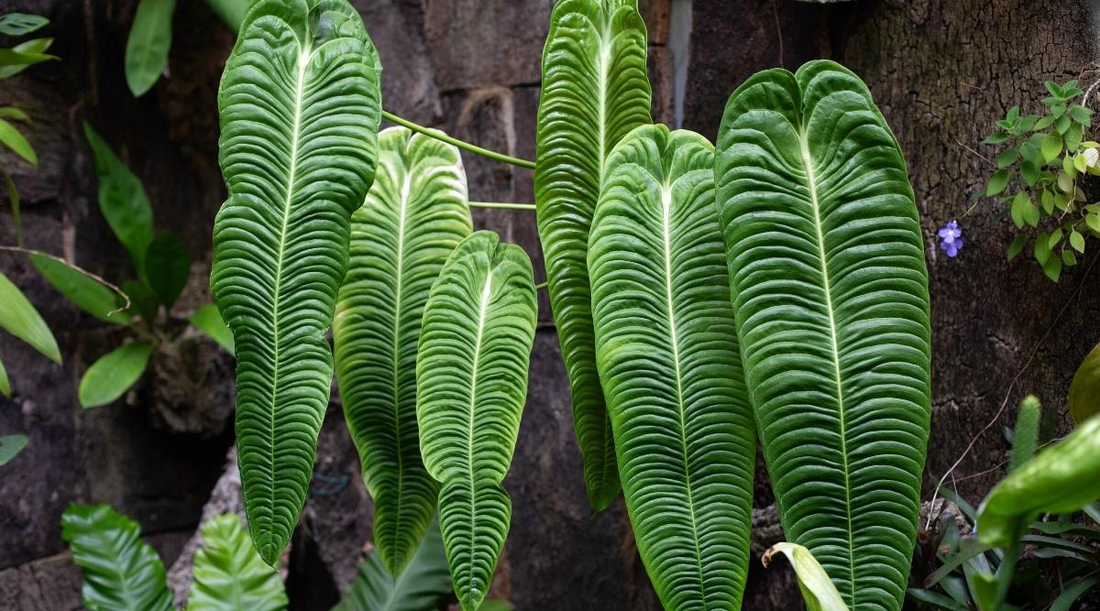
xmin=534 ymin=0 xmax=652 ymax=511
xmin=30 ymin=253 xmax=129 ymax=325
xmin=716 ymin=60 xmax=931 ymax=610
xmin=416 ymin=231 xmax=537 ymax=611
xmin=61 ymin=504 xmax=173 ymax=611
xmin=187 ymin=513 xmax=287 ymax=611
xmin=334 ymin=126 xmax=471 ymax=577
xmin=334 ymin=515 xmax=451 ymax=611
xmin=0 ymin=270 xmax=60 ymax=363
xmin=211 ymin=0 xmax=381 ymax=565
xmin=588 ymin=124 xmax=755 ymax=609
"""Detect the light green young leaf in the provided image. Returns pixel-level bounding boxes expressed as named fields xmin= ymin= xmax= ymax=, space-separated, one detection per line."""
xmin=0 ymin=433 xmax=27 ymax=465
xmin=763 ymin=543 xmax=849 ymax=611
xmin=534 ymin=0 xmax=652 ymax=511
xmin=1069 ymin=342 xmax=1100 ymax=426
xmin=589 ymin=125 xmax=755 ymax=609
xmin=416 ymin=231 xmax=537 ymax=611
xmin=61 ymin=504 xmax=173 ymax=611
xmin=189 ymin=304 xmax=234 ymax=354
xmin=211 ymin=0 xmax=382 ymax=566
xmin=78 ymin=342 xmax=154 ymax=408
xmin=333 ymin=126 xmax=470 ymax=576
xmin=204 ymin=0 xmax=253 ymax=33
xmin=30 ymin=253 xmax=129 ymax=325
xmin=83 ymin=122 xmax=155 ymax=270
xmin=977 ymin=412 xmax=1100 ymax=547
xmin=187 ymin=513 xmax=287 ymax=611
xmin=0 ymin=271 xmax=60 ymax=363
xmin=334 ymin=516 xmax=451 ymax=611
xmin=144 ymin=231 xmax=189 ymax=308
xmin=0 ymin=117 xmax=35 ymax=165
xmin=1041 ymin=132 xmax=1063 ymax=163
xmin=0 ymin=37 xmax=53 ymax=79
xmin=0 ymin=13 xmax=49 ymax=36
xmin=124 ymin=0 xmax=176 ymax=97
xmin=0 ymin=357 xmax=9 ymax=397
xmin=716 ymin=60 xmax=931 ymax=610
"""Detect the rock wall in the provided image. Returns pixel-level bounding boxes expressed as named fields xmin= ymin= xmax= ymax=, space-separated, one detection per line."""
xmin=0 ymin=0 xmax=1097 ymax=609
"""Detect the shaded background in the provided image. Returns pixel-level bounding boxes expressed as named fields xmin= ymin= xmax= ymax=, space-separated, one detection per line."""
xmin=1 ymin=0 xmax=1098 ymax=608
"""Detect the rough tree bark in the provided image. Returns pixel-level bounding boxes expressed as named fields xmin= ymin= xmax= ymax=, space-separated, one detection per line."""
xmin=0 ymin=0 xmax=1097 ymax=609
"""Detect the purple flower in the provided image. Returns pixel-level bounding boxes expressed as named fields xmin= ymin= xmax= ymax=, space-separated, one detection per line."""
xmin=938 ymin=220 xmax=963 ymax=258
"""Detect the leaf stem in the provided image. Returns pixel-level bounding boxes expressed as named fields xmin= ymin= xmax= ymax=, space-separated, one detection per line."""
xmin=0 ymin=245 xmax=132 ymax=312
xmin=381 ymin=110 xmax=536 ymax=170
xmin=469 ymin=201 xmax=536 ymax=211
xmin=534 ymin=281 xmax=547 ymax=291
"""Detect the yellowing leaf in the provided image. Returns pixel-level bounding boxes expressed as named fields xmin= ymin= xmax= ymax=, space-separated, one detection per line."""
xmin=763 ymin=543 xmax=849 ymax=611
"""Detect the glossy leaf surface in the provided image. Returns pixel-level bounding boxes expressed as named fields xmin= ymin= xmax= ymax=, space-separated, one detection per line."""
xmin=211 ymin=0 xmax=381 ymax=565
xmin=534 ymin=0 xmax=652 ymax=510
xmin=61 ymin=504 xmax=173 ymax=611
xmin=589 ymin=125 xmax=755 ymax=609
xmin=416 ymin=231 xmax=537 ymax=611
xmin=716 ymin=60 xmax=931 ymax=610
xmin=187 ymin=513 xmax=287 ymax=611
xmin=334 ymin=126 xmax=471 ymax=576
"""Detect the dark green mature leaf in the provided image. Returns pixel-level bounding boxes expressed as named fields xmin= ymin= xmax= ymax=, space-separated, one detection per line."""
xmin=0 ymin=358 xmax=9 ymax=397
xmin=83 ymin=122 xmax=155 ymax=270
xmin=763 ymin=543 xmax=849 ymax=611
xmin=30 ymin=253 xmax=129 ymax=325
xmin=79 ymin=342 xmax=154 ymax=408
xmin=61 ymin=504 xmax=173 ymax=611
xmin=122 ymin=280 xmax=158 ymax=323
xmin=187 ymin=513 xmax=287 ymax=611
xmin=1069 ymin=342 xmax=1100 ymax=426
xmin=190 ymin=304 xmax=234 ymax=354
xmin=144 ymin=231 xmax=190 ymax=308
xmin=333 ymin=126 xmax=471 ymax=576
xmin=534 ymin=0 xmax=652 ymax=511
xmin=334 ymin=516 xmax=451 ymax=611
xmin=977 ymin=412 xmax=1100 ymax=548
xmin=0 ymin=434 xmax=27 ymax=465
xmin=716 ymin=60 xmax=931 ymax=610
xmin=0 ymin=270 xmax=60 ymax=363
xmin=589 ymin=125 xmax=754 ymax=609
xmin=0 ymin=13 xmax=49 ymax=36
xmin=211 ymin=0 xmax=381 ymax=565
xmin=124 ymin=0 xmax=176 ymax=97
xmin=416 ymin=231 xmax=537 ymax=611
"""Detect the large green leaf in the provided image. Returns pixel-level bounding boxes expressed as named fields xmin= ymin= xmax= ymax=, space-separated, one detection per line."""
xmin=1069 ymin=342 xmax=1100 ymax=426
xmin=588 ymin=125 xmax=755 ymax=609
xmin=0 ymin=270 xmax=60 ymax=363
xmin=534 ymin=0 xmax=652 ymax=511
xmin=78 ymin=342 xmax=154 ymax=409
xmin=334 ymin=516 xmax=452 ymax=611
xmin=715 ymin=60 xmax=931 ymax=610
xmin=30 ymin=253 xmax=129 ymax=325
xmin=83 ymin=122 xmax=155 ymax=271
xmin=61 ymin=504 xmax=173 ymax=611
xmin=211 ymin=0 xmax=381 ymax=565
xmin=416 ymin=231 xmax=537 ymax=611
xmin=333 ymin=126 xmax=471 ymax=576
xmin=125 ymin=0 xmax=176 ymax=97
xmin=187 ymin=513 xmax=287 ymax=611
xmin=977 ymin=412 xmax=1100 ymax=548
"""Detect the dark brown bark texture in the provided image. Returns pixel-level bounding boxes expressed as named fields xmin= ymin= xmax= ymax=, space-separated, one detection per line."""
xmin=0 ymin=0 xmax=1096 ymax=609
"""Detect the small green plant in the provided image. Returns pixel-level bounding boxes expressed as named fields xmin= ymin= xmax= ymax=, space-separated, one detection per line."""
xmin=981 ymin=80 xmax=1100 ymax=281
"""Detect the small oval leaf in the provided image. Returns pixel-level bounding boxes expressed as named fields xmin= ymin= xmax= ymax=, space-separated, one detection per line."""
xmin=78 ymin=342 xmax=154 ymax=409
xmin=124 ymin=0 xmax=176 ymax=97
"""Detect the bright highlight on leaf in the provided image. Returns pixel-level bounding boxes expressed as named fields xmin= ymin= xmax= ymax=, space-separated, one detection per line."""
xmin=79 ymin=342 xmax=154 ymax=409
xmin=187 ymin=513 xmax=288 ymax=611
xmin=416 ymin=231 xmax=537 ymax=611
xmin=0 ymin=270 xmax=60 ymax=364
xmin=589 ymin=124 xmax=755 ymax=609
xmin=211 ymin=0 xmax=382 ymax=566
xmin=977 ymin=411 xmax=1100 ymax=548
xmin=534 ymin=0 xmax=653 ymax=512
xmin=334 ymin=126 xmax=471 ymax=577
xmin=762 ymin=543 xmax=849 ymax=611
xmin=61 ymin=504 xmax=174 ymax=611
xmin=716 ymin=60 xmax=931 ymax=610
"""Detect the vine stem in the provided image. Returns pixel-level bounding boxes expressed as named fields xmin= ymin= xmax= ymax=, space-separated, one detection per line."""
xmin=469 ymin=201 xmax=536 ymax=211
xmin=0 ymin=245 xmax=132 ymax=312
xmin=534 ymin=281 xmax=547 ymax=291
xmin=381 ymin=110 xmax=536 ymax=170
